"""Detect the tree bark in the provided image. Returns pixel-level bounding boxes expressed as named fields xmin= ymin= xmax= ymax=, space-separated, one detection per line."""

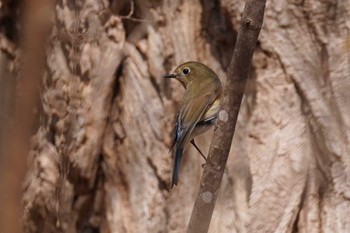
xmin=0 ymin=0 xmax=349 ymax=232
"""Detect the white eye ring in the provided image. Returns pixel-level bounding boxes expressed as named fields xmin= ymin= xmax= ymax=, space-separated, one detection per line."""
xmin=182 ymin=67 xmax=190 ymax=75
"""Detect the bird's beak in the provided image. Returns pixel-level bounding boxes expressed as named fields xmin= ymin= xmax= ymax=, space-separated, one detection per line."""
xmin=164 ymin=73 xmax=179 ymax=78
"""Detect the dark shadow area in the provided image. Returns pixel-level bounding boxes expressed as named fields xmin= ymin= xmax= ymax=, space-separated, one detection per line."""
xmin=200 ymin=0 xmax=237 ymax=70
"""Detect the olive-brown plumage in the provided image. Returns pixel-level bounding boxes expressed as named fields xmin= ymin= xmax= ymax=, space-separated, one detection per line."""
xmin=164 ymin=61 xmax=222 ymax=188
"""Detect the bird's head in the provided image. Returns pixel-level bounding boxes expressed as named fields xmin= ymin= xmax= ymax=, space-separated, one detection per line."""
xmin=164 ymin=61 xmax=219 ymax=88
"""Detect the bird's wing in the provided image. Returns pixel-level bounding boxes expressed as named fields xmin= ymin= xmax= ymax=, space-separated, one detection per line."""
xmin=171 ymin=92 xmax=213 ymax=188
xmin=176 ymin=90 xmax=217 ymax=149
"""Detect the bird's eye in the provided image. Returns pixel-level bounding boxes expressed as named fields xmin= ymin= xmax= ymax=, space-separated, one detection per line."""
xmin=182 ymin=68 xmax=190 ymax=75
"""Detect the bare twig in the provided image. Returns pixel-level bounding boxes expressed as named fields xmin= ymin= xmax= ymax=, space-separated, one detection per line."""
xmin=119 ymin=0 xmax=147 ymax=23
xmin=122 ymin=0 xmax=134 ymax=18
xmin=186 ymin=1 xmax=267 ymax=232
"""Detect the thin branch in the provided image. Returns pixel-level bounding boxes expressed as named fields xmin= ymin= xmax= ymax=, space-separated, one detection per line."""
xmin=186 ymin=0 xmax=267 ymax=232
xmin=123 ymin=0 xmax=134 ymax=18
xmin=119 ymin=0 xmax=147 ymax=23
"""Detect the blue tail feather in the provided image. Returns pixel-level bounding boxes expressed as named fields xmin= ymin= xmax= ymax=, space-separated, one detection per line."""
xmin=171 ymin=147 xmax=183 ymax=188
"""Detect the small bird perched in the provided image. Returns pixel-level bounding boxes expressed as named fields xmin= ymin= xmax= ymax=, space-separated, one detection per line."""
xmin=164 ymin=61 xmax=222 ymax=188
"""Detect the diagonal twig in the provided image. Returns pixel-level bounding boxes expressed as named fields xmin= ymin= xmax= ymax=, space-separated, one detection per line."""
xmin=186 ymin=1 xmax=267 ymax=232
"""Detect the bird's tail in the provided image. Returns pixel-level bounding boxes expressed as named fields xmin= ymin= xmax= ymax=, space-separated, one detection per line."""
xmin=171 ymin=147 xmax=183 ymax=188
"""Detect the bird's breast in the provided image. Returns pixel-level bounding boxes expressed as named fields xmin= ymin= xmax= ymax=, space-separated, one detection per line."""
xmin=202 ymin=97 xmax=221 ymax=121
xmin=191 ymin=97 xmax=221 ymax=138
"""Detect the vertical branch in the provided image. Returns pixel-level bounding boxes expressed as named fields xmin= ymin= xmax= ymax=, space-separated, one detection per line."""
xmin=0 ymin=1 xmax=54 ymax=233
xmin=187 ymin=1 xmax=266 ymax=232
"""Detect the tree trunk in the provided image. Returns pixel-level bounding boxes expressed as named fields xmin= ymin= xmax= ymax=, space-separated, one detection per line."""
xmin=0 ymin=0 xmax=349 ymax=232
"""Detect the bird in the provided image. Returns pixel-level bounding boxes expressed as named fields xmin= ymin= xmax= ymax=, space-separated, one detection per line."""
xmin=164 ymin=61 xmax=222 ymax=188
